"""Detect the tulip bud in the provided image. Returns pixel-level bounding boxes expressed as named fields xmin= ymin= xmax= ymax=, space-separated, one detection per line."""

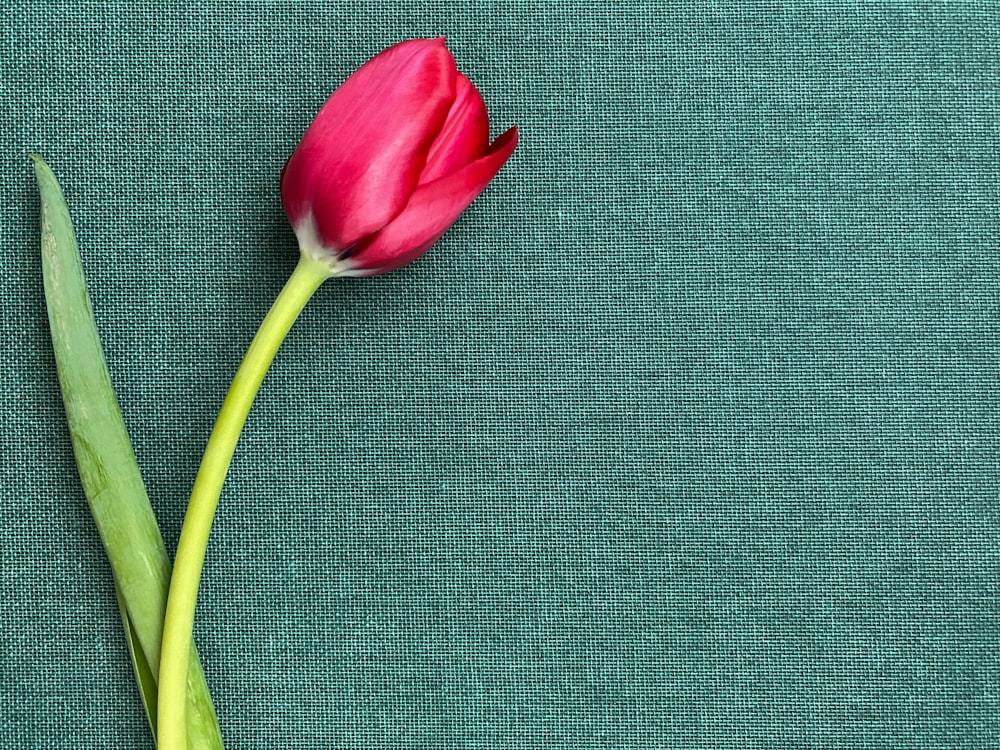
xmin=280 ymin=38 xmax=518 ymax=277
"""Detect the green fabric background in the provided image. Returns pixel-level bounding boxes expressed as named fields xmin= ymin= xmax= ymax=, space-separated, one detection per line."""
xmin=2 ymin=1 xmax=997 ymax=748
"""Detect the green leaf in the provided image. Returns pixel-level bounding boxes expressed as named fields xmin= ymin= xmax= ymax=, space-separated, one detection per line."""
xmin=31 ymin=154 xmax=225 ymax=749
xmin=115 ymin=582 xmax=159 ymax=737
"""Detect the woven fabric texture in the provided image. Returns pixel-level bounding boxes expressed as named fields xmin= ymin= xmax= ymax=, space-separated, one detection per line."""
xmin=2 ymin=2 xmax=997 ymax=748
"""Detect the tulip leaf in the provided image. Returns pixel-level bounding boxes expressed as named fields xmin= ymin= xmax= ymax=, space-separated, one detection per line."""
xmin=115 ymin=581 xmax=159 ymax=736
xmin=30 ymin=154 xmax=225 ymax=749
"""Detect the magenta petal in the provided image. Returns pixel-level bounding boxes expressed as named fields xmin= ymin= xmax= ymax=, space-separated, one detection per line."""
xmin=346 ymin=126 xmax=519 ymax=276
xmin=281 ymin=38 xmax=458 ymax=251
xmin=419 ymin=74 xmax=490 ymax=184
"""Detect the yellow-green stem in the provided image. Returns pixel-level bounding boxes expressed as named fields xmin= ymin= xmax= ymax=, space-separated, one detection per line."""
xmin=158 ymin=252 xmax=332 ymax=750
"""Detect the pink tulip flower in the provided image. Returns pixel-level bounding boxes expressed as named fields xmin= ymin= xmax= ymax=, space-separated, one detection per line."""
xmin=280 ymin=37 xmax=518 ymax=276
xmin=158 ymin=41 xmax=518 ymax=750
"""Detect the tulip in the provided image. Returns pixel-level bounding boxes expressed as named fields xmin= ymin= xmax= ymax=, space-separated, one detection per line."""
xmin=158 ymin=39 xmax=517 ymax=750
xmin=280 ymin=37 xmax=518 ymax=277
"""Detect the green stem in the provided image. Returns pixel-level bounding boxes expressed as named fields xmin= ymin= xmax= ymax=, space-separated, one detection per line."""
xmin=157 ymin=252 xmax=332 ymax=750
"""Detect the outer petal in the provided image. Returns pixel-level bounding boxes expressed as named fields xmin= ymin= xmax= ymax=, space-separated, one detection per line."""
xmin=281 ymin=38 xmax=457 ymax=252
xmin=419 ymin=74 xmax=490 ymax=184
xmin=344 ymin=126 xmax=519 ymax=276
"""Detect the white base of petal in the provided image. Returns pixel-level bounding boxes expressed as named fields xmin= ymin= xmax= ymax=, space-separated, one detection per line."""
xmin=293 ymin=213 xmax=362 ymax=277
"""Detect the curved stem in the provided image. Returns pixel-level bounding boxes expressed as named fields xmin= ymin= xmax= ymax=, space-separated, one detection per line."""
xmin=157 ymin=253 xmax=332 ymax=750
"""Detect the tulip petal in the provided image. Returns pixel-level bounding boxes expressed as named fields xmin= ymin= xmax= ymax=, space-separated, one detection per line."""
xmin=281 ymin=38 xmax=458 ymax=251
xmin=345 ymin=126 xmax=519 ymax=276
xmin=419 ymin=74 xmax=490 ymax=184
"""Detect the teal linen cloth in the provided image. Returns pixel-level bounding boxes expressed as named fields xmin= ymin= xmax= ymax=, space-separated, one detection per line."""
xmin=2 ymin=2 xmax=997 ymax=748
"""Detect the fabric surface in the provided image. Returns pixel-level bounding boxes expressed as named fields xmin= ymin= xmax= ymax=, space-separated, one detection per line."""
xmin=2 ymin=2 xmax=997 ymax=748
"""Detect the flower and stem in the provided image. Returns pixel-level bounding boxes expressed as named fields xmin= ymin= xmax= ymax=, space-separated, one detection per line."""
xmin=152 ymin=38 xmax=517 ymax=750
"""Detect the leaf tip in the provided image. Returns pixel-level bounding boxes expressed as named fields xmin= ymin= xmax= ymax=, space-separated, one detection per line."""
xmin=27 ymin=153 xmax=53 ymax=185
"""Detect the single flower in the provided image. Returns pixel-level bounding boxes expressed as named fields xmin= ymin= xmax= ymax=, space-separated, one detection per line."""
xmin=157 ymin=39 xmax=518 ymax=750
xmin=280 ymin=37 xmax=518 ymax=276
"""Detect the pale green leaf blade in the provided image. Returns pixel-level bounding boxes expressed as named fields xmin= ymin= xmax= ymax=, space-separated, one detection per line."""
xmin=115 ymin=581 xmax=159 ymax=737
xmin=31 ymin=153 xmax=224 ymax=749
